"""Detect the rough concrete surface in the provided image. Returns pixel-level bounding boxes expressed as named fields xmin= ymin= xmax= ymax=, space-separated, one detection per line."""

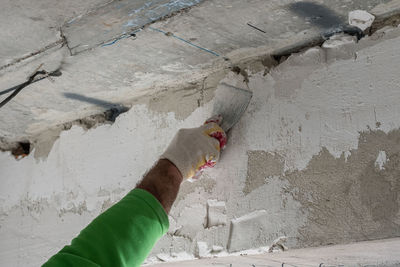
xmin=0 ymin=0 xmax=394 ymax=151
xmin=244 ymin=151 xmax=284 ymax=195
xmin=1 ymin=0 xmax=400 ymax=266
xmin=284 ymin=131 xmax=400 ymax=247
xmin=62 ymin=0 xmax=205 ymax=54
xmin=0 ymin=0 xmax=108 ymax=67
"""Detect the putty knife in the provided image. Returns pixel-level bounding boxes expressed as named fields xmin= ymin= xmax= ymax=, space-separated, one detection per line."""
xmin=212 ymin=83 xmax=253 ymax=132
xmin=190 ymin=83 xmax=252 ymax=180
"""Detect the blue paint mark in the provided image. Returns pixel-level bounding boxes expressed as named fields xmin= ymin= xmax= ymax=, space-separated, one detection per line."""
xmin=149 ymin=27 xmax=220 ymax=57
xmin=125 ymin=0 xmax=203 ymax=27
xmin=124 ymin=20 xmax=139 ymax=27
xmin=129 ymin=1 xmax=157 ymax=16
xmin=102 ymin=28 xmax=142 ymax=47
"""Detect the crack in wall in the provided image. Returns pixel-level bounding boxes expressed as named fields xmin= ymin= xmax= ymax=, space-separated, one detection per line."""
xmin=0 ymin=31 xmax=66 ymax=72
xmin=1 ymin=11 xmax=400 ymax=159
xmin=59 ymin=28 xmax=73 ymax=56
xmin=62 ymin=0 xmax=207 ymax=55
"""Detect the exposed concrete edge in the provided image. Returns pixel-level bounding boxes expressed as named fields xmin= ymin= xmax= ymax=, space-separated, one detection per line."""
xmin=2 ymin=6 xmax=400 ymax=159
xmin=370 ymin=12 xmax=400 ymax=34
xmin=0 ymin=106 xmax=128 ymax=158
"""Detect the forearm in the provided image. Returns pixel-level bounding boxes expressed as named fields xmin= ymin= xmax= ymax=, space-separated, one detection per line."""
xmin=43 ymin=187 xmax=169 ymax=267
xmin=42 ymin=161 xmax=176 ymax=267
xmin=136 ymin=159 xmax=183 ymax=214
xmin=43 ymin=122 xmax=224 ymax=267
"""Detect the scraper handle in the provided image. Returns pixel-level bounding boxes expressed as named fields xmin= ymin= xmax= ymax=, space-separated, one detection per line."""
xmin=205 ymin=115 xmax=227 ymax=149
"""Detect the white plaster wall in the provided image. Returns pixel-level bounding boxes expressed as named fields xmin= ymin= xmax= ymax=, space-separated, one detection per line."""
xmin=1 ymin=26 xmax=400 ymax=266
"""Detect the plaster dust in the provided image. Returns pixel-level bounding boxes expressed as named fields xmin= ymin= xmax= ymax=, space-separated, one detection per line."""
xmin=2 ymin=26 xmax=400 ymax=266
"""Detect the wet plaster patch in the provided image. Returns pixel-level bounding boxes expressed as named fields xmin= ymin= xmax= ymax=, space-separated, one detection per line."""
xmin=245 ymin=129 xmax=400 ymax=247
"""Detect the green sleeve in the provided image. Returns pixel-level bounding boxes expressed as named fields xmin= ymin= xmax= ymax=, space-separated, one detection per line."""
xmin=43 ymin=188 xmax=169 ymax=267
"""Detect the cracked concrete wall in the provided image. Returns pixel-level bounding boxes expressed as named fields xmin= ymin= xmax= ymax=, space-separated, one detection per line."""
xmin=0 ymin=0 xmax=109 ymax=67
xmin=1 ymin=25 xmax=400 ymax=266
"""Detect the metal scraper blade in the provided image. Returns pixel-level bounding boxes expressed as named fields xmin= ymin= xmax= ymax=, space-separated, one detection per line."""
xmin=212 ymin=83 xmax=253 ymax=132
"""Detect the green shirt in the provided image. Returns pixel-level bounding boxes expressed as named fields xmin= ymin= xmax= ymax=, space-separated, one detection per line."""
xmin=43 ymin=189 xmax=169 ymax=267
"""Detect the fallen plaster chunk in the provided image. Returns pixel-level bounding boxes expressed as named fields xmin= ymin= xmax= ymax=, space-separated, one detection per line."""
xmin=227 ymin=210 xmax=268 ymax=252
xmin=156 ymin=252 xmax=194 ymax=262
xmin=322 ymin=34 xmax=357 ymax=63
xmin=229 ymin=246 xmax=270 ymax=256
xmin=375 ymin=151 xmax=389 ymax=170
xmin=195 ymin=241 xmax=210 ymax=258
xmin=322 ymin=34 xmax=356 ymax=49
xmin=349 ymin=10 xmax=375 ymax=31
xmin=206 ymin=199 xmax=227 ymax=227
xmin=268 ymin=236 xmax=288 ymax=252
xmin=211 ymin=245 xmax=224 ymax=253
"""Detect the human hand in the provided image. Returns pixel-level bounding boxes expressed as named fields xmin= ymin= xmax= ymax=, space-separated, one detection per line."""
xmin=161 ymin=116 xmax=227 ymax=179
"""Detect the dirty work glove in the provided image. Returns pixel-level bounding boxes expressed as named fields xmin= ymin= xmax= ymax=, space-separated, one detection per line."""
xmin=161 ymin=117 xmax=227 ymax=179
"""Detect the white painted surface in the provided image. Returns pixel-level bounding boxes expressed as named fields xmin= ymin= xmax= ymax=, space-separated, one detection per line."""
xmin=1 ymin=26 xmax=400 ymax=266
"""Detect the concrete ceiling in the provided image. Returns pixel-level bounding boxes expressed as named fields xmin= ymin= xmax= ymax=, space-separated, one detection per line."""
xmin=0 ymin=0 xmax=396 ymax=150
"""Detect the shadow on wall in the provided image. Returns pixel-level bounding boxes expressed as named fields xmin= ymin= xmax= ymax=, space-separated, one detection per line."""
xmin=288 ymin=2 xmax=345 ymax=29
xmin=287 ymin=2 xmax=364 ymax=39
xmin=63 ymin=92 xmax=129 ymax=121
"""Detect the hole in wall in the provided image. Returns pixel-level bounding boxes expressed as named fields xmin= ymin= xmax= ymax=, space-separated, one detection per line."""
xmin=11 ymin=141 xmax=31 ymax=159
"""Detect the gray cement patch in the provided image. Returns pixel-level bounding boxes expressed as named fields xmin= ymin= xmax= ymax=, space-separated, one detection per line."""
xmin=284 ymin=129 xmax=400 ymax=246
xmin=243 ymin=129 xmax=400 ymax=247
xmin=244 ymin=150 xmax=284 ymax=195
xmin=176 ymin=176 xmax=216 ymax=203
